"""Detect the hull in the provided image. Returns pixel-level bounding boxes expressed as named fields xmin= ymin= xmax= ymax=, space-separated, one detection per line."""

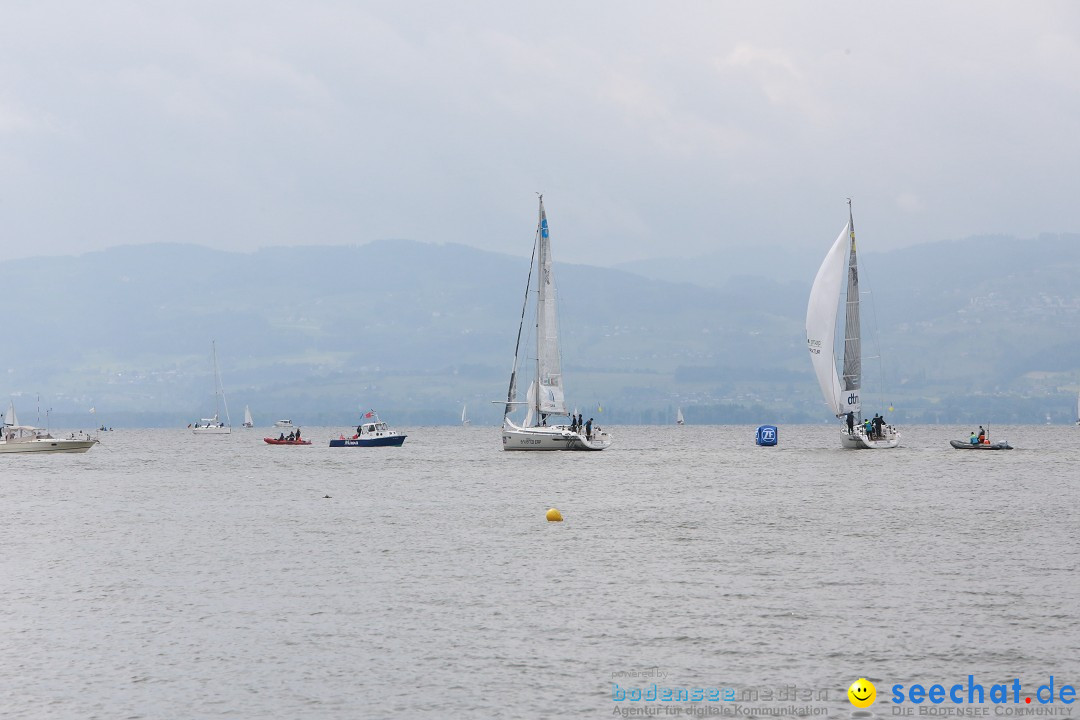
xmin=0 ymin=438 xmax=97 ymax=454
xmin=329 ymin=434 xmax=406 ymax=448
xmin=264 ymin=438 xmax=312 ymax=445
xmin=502 ymin=423 xmax=612 ymax=451
xmin=193 ymin=426 xmax=231 ymax=434
xmin=950 ymin=440 xmax=1013 ymax=450
xmin=840 ymin=427 xmax=900 ymax=449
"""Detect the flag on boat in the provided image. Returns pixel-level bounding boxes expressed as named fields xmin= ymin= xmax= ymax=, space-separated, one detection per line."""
xmin=364 ymin=410 xmax=375 ymax=418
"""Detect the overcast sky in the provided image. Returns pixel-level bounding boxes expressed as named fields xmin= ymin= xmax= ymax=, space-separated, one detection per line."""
xmin=2 ymin=1 xmax=1079 ymax=266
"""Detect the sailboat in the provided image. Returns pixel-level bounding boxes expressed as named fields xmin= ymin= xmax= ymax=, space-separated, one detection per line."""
xmin=461 ymin=404 xmax=470 ymax=426
xmin=499 ymin=196 xmax=612 ymax=451
xmin=192 ymin=341 xmax=231 ymax=434
xmin=806 ymin=200 xmax=899 ymax=449
xmin=243 ymin=405 xmax=254 ymax=428
xmin=0 ymin=399 xmax=98 ymax=454
xmin=676 ymin=407 xmax=685 ymax=426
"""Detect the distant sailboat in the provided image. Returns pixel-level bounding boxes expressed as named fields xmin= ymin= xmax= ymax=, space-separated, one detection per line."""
xmin=1076 ymin=386 xmax=1079 ymax=426
xmin=676 ymin=407 xmax=685 ymax=425
xmin=806 ymin=199 xmax=899 ymax=449
xmin=243 ymin=405 xmax=254 ymax=428
xmin=192 ymin=341 xmax=231 ymax=434
xmin=499 ymin=195 xmax=612 ymax=450
xmin=461 ymin=404 xmax=470 ymax=426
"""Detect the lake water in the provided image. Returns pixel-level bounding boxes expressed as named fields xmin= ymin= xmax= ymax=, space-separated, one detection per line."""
xmin=2 ymin=424 xmax=1077 ymax=719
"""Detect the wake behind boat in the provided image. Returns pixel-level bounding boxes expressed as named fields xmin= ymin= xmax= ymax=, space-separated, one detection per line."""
xmin=1 ymin=401 xmax=97 ymax=454
xmin=498 ymin=196 xmax=611 ymax=451
xmin=806 ymin=200 xmax=899 ymax=449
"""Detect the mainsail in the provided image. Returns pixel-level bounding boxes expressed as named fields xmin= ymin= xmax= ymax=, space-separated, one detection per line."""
xmin=842 ymin=203 xmax=862 ymax=420
xmin=534 ymin=198 xmax=566 ymax=418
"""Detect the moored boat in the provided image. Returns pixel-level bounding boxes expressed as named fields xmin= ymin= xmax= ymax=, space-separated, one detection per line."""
xmin=1 ymin=401 xmax=97 ymax=454
xmin=192 ymin=341 xmax=231 ymax=434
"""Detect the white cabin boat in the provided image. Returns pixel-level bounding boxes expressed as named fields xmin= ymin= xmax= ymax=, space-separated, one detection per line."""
xmin=0 ymin=401 xmax=97 ymax=454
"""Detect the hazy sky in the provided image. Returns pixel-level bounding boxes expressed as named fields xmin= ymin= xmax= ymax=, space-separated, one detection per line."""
xmin=2 ymin=1 xmax=1079 ymax=265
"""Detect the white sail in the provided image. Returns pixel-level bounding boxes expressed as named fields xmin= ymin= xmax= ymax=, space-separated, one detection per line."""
xmin=243 ymin=405 xmax=254 ymax=427
xmin=535 ymin=199 xmax=566 ymax=417
xmin=806 ymin=224 xmax=849 ymax=416
xmin=461 ymin=404 xmax=470 ymax=425
xmin=676 ymin=407 xmax=685 ymax=425
xmin=4 ymin=400 xmax=17 ymax=427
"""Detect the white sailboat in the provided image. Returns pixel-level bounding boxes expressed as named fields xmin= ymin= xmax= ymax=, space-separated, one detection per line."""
xmin=243 ymin=405 xmax=254 ymax=428
xmin=676 ymin=407 xmax=685 ymax=425
xmin=0 ymin=400 xmax=97 ymax=454
xmin=806 ymin=200 xmax=899 ymax=449
xmin=461 ymin=404 xmax=470 ymax=426
xmin=192 ymin=341 xmax=231 ymax=434
xmin=499 ymin=196 xmax=612 ymax=451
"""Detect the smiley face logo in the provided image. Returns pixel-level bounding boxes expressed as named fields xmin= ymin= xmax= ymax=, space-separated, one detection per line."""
xmin=848 ymin=678 xmax=876 ymax=708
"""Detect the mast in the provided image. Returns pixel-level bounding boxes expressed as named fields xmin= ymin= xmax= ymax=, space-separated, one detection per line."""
xmin=211 ymin=340 xmax=221 ymax=420
xmin=842 ymin=199 xmax=862 ymax=425
xmin=534 ymin=196 xmax=544 ymax=424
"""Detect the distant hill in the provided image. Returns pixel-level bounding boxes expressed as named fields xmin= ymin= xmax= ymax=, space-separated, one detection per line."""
xmin=3 ymin=236 xmax=1079 ymax=427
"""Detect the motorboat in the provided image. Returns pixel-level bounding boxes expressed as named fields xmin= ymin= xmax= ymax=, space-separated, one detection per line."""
xmin=330 ymin=411 xmax=406 ymax=447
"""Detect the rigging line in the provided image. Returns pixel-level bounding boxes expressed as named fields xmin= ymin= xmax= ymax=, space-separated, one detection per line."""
xmin=504 ymin=212 xmax=541 ymax=417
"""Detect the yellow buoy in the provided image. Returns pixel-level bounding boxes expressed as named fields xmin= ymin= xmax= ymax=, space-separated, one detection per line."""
xmin=545 ymin=508 xmax=563 ymax=522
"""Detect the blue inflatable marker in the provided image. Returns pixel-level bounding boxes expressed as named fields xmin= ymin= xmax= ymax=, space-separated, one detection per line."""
xmin=755 ymin=425 xmax=778 ymax=446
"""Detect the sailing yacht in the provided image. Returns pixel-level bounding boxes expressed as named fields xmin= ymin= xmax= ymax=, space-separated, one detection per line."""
xmin=806 ymin=200 xmax=899 ymax=449
xmin=242 ymin=405 xmax=254 ymax=428
xmin=676 ymin=408 xmax=685 ymax=426
xmin=192 ymin=341 xmax=231 ymax=434
xmin=499 ymin=196 xmax=612 ymax=451
xmin=461 ymin=404 xmax=470 ymax=426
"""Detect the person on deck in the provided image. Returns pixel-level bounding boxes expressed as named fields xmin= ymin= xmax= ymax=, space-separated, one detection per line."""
xmin=846 ymin=411 xmax=854 ymax=433
xmin=585 ymin=418 xmax=593 ymax=440
xmin=970 ymin=432 xmax=979 ymax=445
xmin=978 ymin=426 xmax=986 ymax=444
